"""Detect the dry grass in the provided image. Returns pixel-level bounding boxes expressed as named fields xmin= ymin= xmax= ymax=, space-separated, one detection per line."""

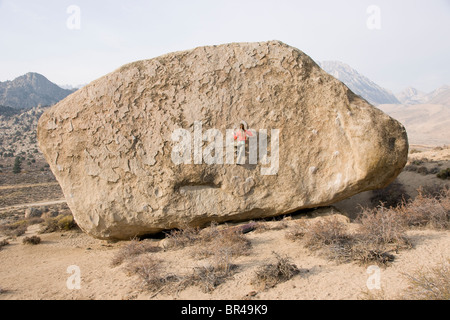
xmin=0 ymin=219 xmax=28 ymax=237
xmin=125 ymin=251 xmax=237 ymax=294
xmin=111 ymin=239 xmax=161 ymax=266
xmin=356 ymin=207 xmax=410 ymax=246
xmin=163 ymin=224 xmax=201 ymax=249
xmin=359 ymin=288 xmax=390 ymax=300
xmin=39 ymin=214 xmax=78 ymax=234
xmin=286 ymin=211 xmax=409 ymax=266
xmin=286 ymin=187 xmax=449 ymax=266
xmin=251 ymin=252 xmax=302 ymax=290
xmin=181 ymin=261 xmax=238 ymax=294
xmin=164 ymin=222 xmax=251 ymax=259
xmin=302 ymin=216 xmax=351 ymax=250
xmin=362 ymin=259 xmax=450 ymax=300
xmin=193 ymin=224 xmax=251 ymax=259
xmin=124 ymin=255 xmax=179 ymax=293
xmin=397 ymin=188 xmax=449 ymax=230
xmin=120 ymin=222 xmax=249 ymax=295
xmin=401 ymin=259 xmax=450 ymax=300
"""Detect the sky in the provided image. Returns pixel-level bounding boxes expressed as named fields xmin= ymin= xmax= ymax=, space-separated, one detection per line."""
xmin=0 ymin=0 xmax=449 ymax=93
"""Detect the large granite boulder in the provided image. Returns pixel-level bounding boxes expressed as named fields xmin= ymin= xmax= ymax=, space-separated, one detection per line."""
xmin=37 ymin=41 xmax=408 ymax=239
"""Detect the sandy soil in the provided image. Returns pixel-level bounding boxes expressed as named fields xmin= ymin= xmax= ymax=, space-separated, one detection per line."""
xmin=0 ymin=146 xmax=449 ymax=300
xmin=0 ymin=217 xmax=448 ymax=300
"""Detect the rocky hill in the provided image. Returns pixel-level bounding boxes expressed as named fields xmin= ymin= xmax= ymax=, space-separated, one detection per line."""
xmin=0 ymin=73 xmax=74 ymax=110
xmin=0 ymin=105 xmax=47 ymax=158
xmin=319 ymin=61 xmax=400 ymax=105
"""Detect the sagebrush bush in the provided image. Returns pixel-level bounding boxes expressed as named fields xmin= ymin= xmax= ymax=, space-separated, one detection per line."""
xmin=286 ymin=209 xmax=410 ymax=266
xmin=356 ymin=207 xmax=410 ymax=246
xmin=302 ymin=216 xmax=351 ymax=250
xmin=251 ymin=252 xmax=301 ymax=290
xmin=112 ymin=239 xmax=161 ymax=266
xmin=0 ymin=220 xmax=28 ymax=237
xmin=193 ymin=224 xmax=251 ymax=259
xmin=181 ymin=262 xmax=238 ymax=293
xmin=22 ymin=235 xmax=41 ymax=245
xmin=398 ymin=188 xmax=449 ymax=230
xmin=164 ymin=222 xmax=251 ymax=259
xmin=120 ymin=222 xmax=248 ymax=295
xmin=125 ymin=255 xmax=178 ymax=292
xmin=437 ymin=168 xmax=450 ymax=180
xmin=163 ymin=225 xmax=201 ymax=249
xmin=39 ymin=214 xmax=77 ymax=233
xmin=124 ymin=250 xmax=237 ymax=294
xmin=401 ymin=259 xmax=450 ymax=300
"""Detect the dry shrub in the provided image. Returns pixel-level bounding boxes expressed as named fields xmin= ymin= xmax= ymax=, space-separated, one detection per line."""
xmin=284 ymin=220 xmax=308 ymax=241
xmin=359 ymin=288 xmax=390 ymax=300
xmin=401 ymin=259 xmax=450 ymax=300
xmin=347 ymin=242 xmax=396 ymax=266
xmin=22 ymin=235 xmax=41 ymax=245
xmin=39 ymin=214 xmax=78 ymax=234
xmin=356 ymin=207 xmax=410 ymax=246
xmin=193 ymin=223 xmax=251 ymax=259
xmin=111 ymin=239 xmax=161 ymax=266
xmin=398 ymin=188 xmax=449 ymax=230
xmin=164 ymin=222 xmax=251 ymax=259
xmin=437 ymin=168 xmax=450 ymax=180
xmin=0 ymin=220 xmax=28 ymax=237
xmin=302 ymin=216 xmax=351 ymax=250
xmin=163 ymin=225 xmax=201 ymax=249
xmin=121 ymin=223 xmax=246 ymax=295
xmin=125 ymin=251 xmax=237 ymax=294
xmin=125 ymin=255 xmax=178 ymax=293
xmin=251 ymin=252 xmax=301 ymax=290
xmin=420 ymin=184 xmax=448 ymax=198
xmin=181 ymin=261 xmax=238 ymax=293
xmin=285 ymin=211 xmax=409 ymax=266
xmin=26 ymin=217 xmax=44 ymax=225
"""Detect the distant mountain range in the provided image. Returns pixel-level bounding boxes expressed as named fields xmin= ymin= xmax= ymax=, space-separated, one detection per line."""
xmin=0 ymin=73 xmax=75 ymax=110
xmin=1 ymin=69 xmax=449 ymax=146
xmin=319 ymin=61 xmax=400 ymax=105
xmin=378 ymin=86 xmax=450 ymax=146
xmin=396 ymin=85 xmax=450 ymax=106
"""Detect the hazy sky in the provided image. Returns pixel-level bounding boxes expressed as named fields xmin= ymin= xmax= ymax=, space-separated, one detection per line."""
xmin=1 ymin=0 xmax=449 ymax=93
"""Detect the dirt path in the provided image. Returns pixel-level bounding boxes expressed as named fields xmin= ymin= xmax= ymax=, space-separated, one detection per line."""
xmin=0 ymin=182 xmax=60 ymax=191
xmin=0 ymin=199 xmax=66 ymax=212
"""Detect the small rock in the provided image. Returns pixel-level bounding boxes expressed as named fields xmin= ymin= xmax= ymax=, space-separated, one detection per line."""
xmin=24 ymin=208 xmax=42 ymax=219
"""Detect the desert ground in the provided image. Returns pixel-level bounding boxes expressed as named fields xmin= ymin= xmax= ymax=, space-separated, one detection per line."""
xmin=0 ymin=145 xmax=449 ymax=300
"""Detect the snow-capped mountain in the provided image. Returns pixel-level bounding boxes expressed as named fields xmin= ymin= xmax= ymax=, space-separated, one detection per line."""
xmin=319 ymin=61 xmax=400 ymax=105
